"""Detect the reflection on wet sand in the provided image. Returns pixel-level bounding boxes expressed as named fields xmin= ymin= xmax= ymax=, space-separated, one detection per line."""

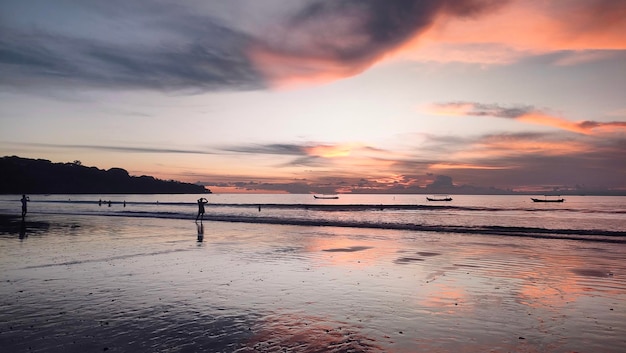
xmin=19 ymin=219 xmax=26 ymax=239
xmin=240 ymin=313 xmax=383 ymax=353
xmin=197 ymin=222 xmax=204 ymax=242
xmin=0 ymin=215 xmax=624 ymax=353
xmin=0 ymin=215 xmax=50 ymax=239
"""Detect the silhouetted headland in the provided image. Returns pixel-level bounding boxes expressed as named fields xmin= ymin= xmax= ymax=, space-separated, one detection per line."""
xmin=0 ymin=156 xmax=210 ymax=194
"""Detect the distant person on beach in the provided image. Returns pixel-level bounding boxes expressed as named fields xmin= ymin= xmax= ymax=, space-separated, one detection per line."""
xmin=196 ymin=198 xmax=208 ymax=222
xmin=99 ymin=199 xmax=102 ymax=207
xmin=20 ymin=194 xmax=29 ymax=218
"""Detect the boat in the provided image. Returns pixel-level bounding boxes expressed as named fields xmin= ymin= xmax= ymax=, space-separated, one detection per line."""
xmin=531 ymin=195 xmax=565 ymax=203
xmin=313 ymin=195 xmax=339 ymax=199
xmin=426 ymin=195 xmax=452 ymax=201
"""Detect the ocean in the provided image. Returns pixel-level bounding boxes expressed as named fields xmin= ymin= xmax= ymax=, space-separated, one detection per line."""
xmin=1 ymin=194 xmax=624 ymax=241
xmin=1 ymin=194 xmax=625 ymax=352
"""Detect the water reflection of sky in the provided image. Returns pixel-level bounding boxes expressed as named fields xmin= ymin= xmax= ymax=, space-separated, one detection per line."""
xmin=1 ymin=215 xmax=624 ymax=352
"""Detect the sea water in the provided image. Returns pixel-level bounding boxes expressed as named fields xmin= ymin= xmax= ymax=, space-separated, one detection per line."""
xmin=1 ymin=194 xmax=625 ymax=352
xmin=1 ymin=194 xmax=624 ymax=240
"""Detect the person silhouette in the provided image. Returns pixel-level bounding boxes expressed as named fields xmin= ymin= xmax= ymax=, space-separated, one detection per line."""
xmin=20 ymin=194 xmax=29 ymax=219
xmin=196 ymin=197 xmax=208 ymax=222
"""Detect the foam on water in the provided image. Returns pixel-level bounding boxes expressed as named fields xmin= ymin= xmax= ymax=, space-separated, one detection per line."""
xmin=2 ymin=194 xmax=623 ymax=242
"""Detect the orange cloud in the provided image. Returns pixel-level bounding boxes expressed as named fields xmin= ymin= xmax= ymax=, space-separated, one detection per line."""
xmin=425 ymin=102 xmax=476 ymax=116
xmin=422 ymin=133 xmax=594 ymax=174
xmin=427 ymin=102 xmax=626 ymax=135
xmin=517 ymin=113 xmax=593 ymax=135
xmin=478 ymin=138 xmax=589 ymax=156
xmin=248 ymin=1 xmax=505 ymax=87
xmin=305 ymin=144 xmax=354 ymax=158
xmin=248 ymin=1 xmax=626 ymax=87
xmin=248 ymin=48 xmax=370 ymax=89
xmin=396 ymin=0 xmax=626 ymax=64
xmin=448 ymin=135 xmax=591 ymax=166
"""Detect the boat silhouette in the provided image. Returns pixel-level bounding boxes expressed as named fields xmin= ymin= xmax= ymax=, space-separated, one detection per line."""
xmin=531 ymin=195 xmax=565 ymax=202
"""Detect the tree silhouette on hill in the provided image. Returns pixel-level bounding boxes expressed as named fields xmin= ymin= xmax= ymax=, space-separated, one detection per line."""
xmin=0 ymin=156 xmax=210 ymax=194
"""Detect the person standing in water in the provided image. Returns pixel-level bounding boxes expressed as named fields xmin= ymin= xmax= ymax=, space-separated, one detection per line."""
xmin=196 ymin=197 xmax=208 ymax=222
xmin=21 ymin=194 xmax=30 ymax=218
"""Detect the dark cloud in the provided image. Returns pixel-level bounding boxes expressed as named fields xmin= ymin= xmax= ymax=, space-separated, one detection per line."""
xmin=218 ymin=143 xmax=344 ymax=168
xmin=252 ymin=0 xmax=506 ymax=80
xmin=220 ymin=143 xmax=308 ymax=156
xmin=471 ymin=103 xmax=536 ymax=119
xmin=18 ymin=143 xmax=213 ymax=155
xmin=578 ymin=120 xmax=626 ymax=130
xmin=0 ymin=24 xmax=263 ymax=92
xmin=427 ymin=175 xmax=454 ymax=189
xmin=423 ymin=132 xmax=626 ymax=189
xmin=0 ymin=0 xmax=505 ymax=92
xmin=436 ymin=102 xmax=538 ymax=119
xmin=284 ymin=0 xmax=442 ymax=62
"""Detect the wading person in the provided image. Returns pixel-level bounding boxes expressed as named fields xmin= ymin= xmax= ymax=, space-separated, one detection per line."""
xmin=21 ymin=194 xmax=29 ymax=218
xmin=196 ymin=197 xmax=208 ymax=222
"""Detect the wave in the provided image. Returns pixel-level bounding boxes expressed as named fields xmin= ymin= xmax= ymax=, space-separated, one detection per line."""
xmin=30 ymin=210 xmax=626 ymax=243
xmin=27 ymin=200 xmax=626 ymax=214
xmin=201 ymin=215 xmax=626 ymax=242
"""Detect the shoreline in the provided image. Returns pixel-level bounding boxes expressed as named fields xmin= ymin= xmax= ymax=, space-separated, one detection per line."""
xmin=4 ymin=212 xmax=625 ymax=244
xmin=1 ymin=214 xmax=625 ymax=352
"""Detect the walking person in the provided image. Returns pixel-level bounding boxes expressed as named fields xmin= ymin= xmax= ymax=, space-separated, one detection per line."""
xmin=196 ymin=197 xmax=208 ymax=222
xmin=20 ymin=194 xmax=30 ymax=219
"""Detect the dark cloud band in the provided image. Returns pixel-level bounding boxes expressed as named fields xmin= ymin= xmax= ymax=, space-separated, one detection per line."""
xmin=0 ymin=0 xmax=504 ymax=92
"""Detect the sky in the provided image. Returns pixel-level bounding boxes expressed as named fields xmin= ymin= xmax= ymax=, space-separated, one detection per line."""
xmin=1 ymin=0 xmax=625 ymax=194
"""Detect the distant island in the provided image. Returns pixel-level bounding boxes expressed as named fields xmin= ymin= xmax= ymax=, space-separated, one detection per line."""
xmin=0 ymin=156 xmax=210 ymax=194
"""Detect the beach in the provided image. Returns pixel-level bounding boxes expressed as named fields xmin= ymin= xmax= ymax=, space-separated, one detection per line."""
xmin=1 ymin=210 xmax=625 ymax=352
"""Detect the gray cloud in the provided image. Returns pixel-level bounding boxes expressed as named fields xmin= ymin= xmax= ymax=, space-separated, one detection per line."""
xmin=436 ymin=102 xmax=538 ymax=119
xmin=0 ymin=0 xmax=505 ymax=92
xmin=16 ymin=143 xmax=213 ymax=155
xmin=578 ymin=120 xmax=626 ymax=130
xmin=421 ymin=132 xmax=626 ymax=189
xmin=0 ymin=23 xmax=263 ymax=92
xmin=218 ymin=143 xmax=344 ymax=168
xmin=434 ymin=101 xmax=626 ymax=134
xmin=220 ymin=143 xmax=309 ymax=156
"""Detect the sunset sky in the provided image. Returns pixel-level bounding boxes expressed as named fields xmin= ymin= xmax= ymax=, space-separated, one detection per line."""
xmin=1 ymin=0 xmax=625 ymax=194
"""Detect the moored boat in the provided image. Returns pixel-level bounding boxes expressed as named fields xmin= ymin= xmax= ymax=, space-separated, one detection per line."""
xmin=531 ymin=195 xmax=565 ymax=202
xmin=426 ymin=195 xmax=452 ymax=201
xmin=313 ymin=195 xmax=339 ymax=199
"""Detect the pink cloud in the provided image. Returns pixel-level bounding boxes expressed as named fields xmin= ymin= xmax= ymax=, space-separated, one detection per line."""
xmin=249 ymin=0 xmax=505 ymax=87
xmin=428 ymin=102 xmax=626 ymax=135
xmin=396 ymin=0 xmax=626 ymax=64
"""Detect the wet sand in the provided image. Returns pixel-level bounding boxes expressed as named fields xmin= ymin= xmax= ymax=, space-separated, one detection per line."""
xmin=1 ymin=214 xmax=625 ymax=352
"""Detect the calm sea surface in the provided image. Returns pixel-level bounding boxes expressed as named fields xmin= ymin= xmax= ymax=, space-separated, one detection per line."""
xmin=1 ymin=194 xmax=624 ymax=241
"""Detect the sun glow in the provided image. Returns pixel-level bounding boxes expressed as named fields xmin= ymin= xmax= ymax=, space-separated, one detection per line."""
xmin=306 ymin=144 xmax=353 ymax=158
